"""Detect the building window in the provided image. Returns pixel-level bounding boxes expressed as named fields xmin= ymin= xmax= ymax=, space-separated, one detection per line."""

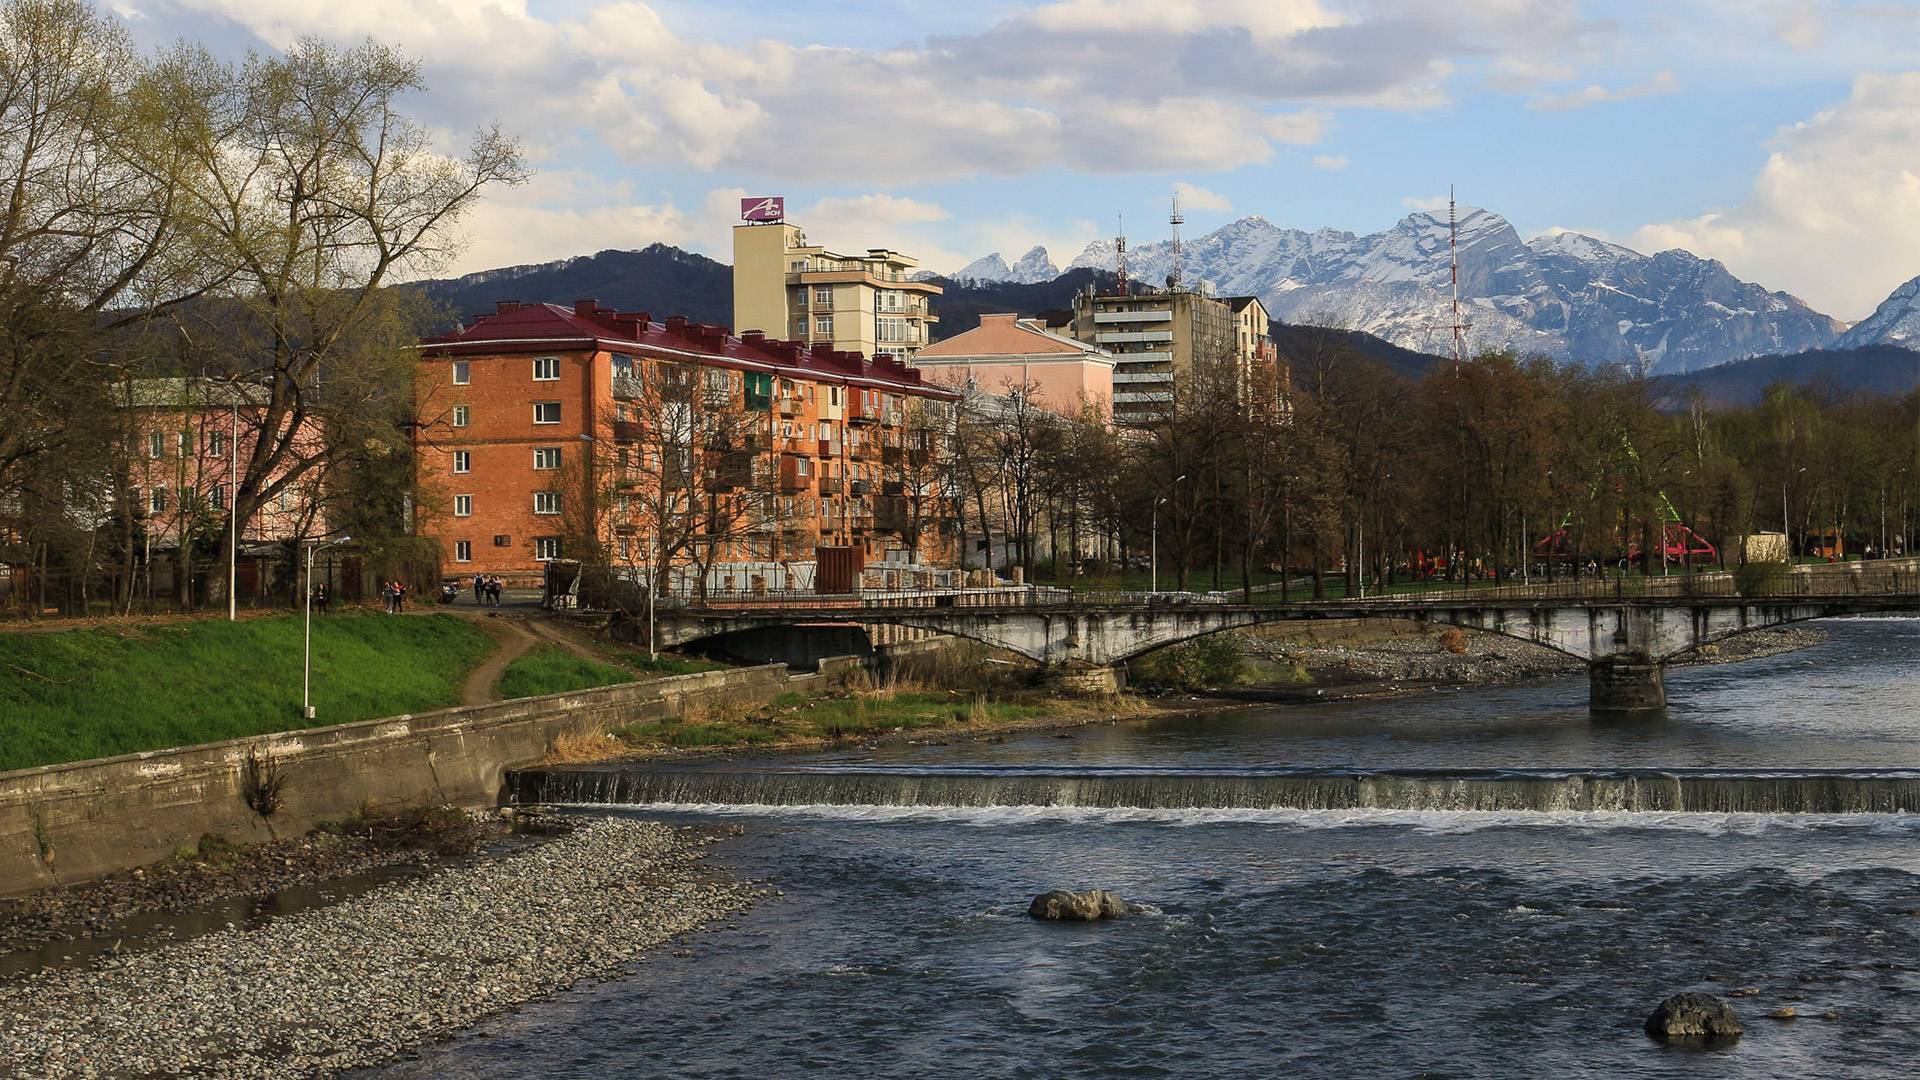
xmin=533 ymin=447 xmax=561 ymax=470
xmin=212 ymin=484 xmax=227 ymax=511
xmin=453 ymin=450 xmax=471 ymax=473
xmin=494 ymin=534 xmax=511 ymax=547
xmin=533 ymin=356 xmax=560 ymax=381
xmin=533 ymin=491 xmax=560 ymax=515
xmin=147 ymin=432 xmax=164 ymax=459
xmin=209 ymin=432 xmax=226 ymax=457
xmin=454 ymin=494 xmax=473 ymax=517
xmin=176 ymin=432 xmax=189 ymax=456
xmin=830 ymin=386 xmax=842 ymax=406
xmin=452 ymin=360 xmax=470 ymax=385
xmin=277 ymin=489 xmax=291 ymax=511
xmin=149 ymin=488 xmax=167 ymax=513
xmin=533 ymin=401 xmax=561 ymax=424
xmin=813 ymin=286 xmax=831 ymax=306
xmin=454 ymin=540 xmax=472 ymax=562
xmin=452 ymin=405 xmax=469 ymax=427
xmin=815 ymin=316 xmax=833 ymax=336
xmin=535 ymin=537 xmax=560 ymax=561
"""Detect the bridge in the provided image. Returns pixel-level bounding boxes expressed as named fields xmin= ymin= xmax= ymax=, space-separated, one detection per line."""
xmin=647 ymin=561 xmax=1920 ymax=712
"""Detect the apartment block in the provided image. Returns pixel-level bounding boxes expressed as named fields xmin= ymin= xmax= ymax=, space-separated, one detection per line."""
xmin=1068 ymin=288 xmax=1275 ymax=424
xmin=414 ymin=300 xmax=958 ymax=584
xmin=913 ymin=314 xmax=1115 ymax=420
xmin=733 ymin=220 xmax=941 ymax=363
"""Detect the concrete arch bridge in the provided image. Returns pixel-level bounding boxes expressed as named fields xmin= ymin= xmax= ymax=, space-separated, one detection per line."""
xmin=654 ymin=567 xmax=1920 ymax=712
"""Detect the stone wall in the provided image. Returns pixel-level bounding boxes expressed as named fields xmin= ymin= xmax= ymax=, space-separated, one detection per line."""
xmin=0 ymin=655 xmax=869 ymax=897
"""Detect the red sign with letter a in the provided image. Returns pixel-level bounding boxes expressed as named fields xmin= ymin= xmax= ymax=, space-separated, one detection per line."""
xmin=740 ymin=196 xmax=785 ymax=222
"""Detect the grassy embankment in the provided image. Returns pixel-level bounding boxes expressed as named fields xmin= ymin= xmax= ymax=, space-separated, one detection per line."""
xmin=495 ymin=645 xmax=725 ymax=700
xmin=547 ymin=642 xmax=1148 ymax=761
xmin=0 ymin=613 xmax=495 ymax=772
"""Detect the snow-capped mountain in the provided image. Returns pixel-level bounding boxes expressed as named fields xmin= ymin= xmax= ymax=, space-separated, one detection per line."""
xmin=1836 ymin=275 xmax=1920 ymax=349
xmin=1063 ymin=210 xmax=1843 ymax=373
xmin=949 ymin=245 xmax=1059 ymax=285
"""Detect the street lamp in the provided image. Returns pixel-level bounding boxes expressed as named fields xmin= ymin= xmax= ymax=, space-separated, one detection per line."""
xmin=227 ymin=402 xmax=240 ymax=621
xmin=1783 ymin=467 xmax=1806 ymax=562
xmin=1151 ymin=474 xmax=1186 ymax=594
xmin=302 ymin=535 xmax=351 ymax=720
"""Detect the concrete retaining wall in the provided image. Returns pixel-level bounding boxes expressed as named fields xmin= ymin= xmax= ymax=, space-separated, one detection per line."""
xmin=0 ymin=655 xmax=868 ymax=897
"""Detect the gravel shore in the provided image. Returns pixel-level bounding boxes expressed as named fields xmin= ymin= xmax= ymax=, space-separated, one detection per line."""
xmin=0 ymin=817 xmax=758 ymax=1078
xmin=1245 ymin=624 xmax=1830 ymax=687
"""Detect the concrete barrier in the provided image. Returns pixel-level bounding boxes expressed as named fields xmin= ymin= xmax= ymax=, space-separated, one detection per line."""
xmin=0 ymin=655 xmax=869 ymax=897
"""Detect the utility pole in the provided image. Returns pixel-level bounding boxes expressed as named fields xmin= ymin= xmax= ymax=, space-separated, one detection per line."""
xmin=227 ymin=401 xmax=239 ymax=621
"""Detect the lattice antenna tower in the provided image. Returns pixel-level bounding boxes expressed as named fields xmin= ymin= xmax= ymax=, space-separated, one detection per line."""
xmin=1448 ymin=185 xmax=1471 ymax=371
xmin=1168 ymin=190 xmax=1185 ymax=292
xmin=1114 ymin=214 xmax=1128 ymax=295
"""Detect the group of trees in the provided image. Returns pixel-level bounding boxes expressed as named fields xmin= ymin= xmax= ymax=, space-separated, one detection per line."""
xmin=956 ymin=325 xmax=1920 ymax=597
xmin=0 ymin=0 xmax=523 ymax=609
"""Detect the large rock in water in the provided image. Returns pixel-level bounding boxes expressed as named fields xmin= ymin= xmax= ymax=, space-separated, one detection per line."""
xmin=1028 ymin=889 xmax=1130 ymax=921
xmin=1644 ymin=992 xmax=1744 ymax=1042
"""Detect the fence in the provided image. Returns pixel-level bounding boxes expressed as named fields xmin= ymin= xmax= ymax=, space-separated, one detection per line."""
xmin=647 ymin=559 xmax=1920 ymax=613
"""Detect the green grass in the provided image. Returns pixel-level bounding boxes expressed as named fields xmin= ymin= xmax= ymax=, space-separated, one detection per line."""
xmin=0 ymin=613 xmax=496 ymax=772
xmin=497 ymin=646 xmax=635 ymax=699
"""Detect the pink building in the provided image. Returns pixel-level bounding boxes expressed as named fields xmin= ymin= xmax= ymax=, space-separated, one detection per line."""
xmin=912 ymin=314 xmax=1114 ymax=420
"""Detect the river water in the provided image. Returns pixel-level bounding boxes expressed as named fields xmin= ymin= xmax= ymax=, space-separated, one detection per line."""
xmin=375 ymin=618 xmax=1920 ymax=1079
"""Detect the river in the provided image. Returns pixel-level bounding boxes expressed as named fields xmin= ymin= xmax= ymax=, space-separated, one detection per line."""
xmin=373 ymin=618 xmax=1920 ymax=1079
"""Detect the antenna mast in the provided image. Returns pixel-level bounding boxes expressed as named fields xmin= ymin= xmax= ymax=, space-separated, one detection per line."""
xmin=1449 ymin=186 xmax=1467 ymax=371
xmin=1114 ymin=214 xmax=1128 ymax=295
xmin=1168 ymin=191 xmax=1185 ymax=291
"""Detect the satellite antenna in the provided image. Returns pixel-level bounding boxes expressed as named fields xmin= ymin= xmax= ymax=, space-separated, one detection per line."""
xmin=1168 ymin=190 xmax=1185 ymax=292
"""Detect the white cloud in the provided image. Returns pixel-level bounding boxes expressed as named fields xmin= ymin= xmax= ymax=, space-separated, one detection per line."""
xmin=1529 ymin=71 xmax=1678 ymax=111
xmin=1402 ymin=194 xmax=1449 ymax=212
xmin=1311 ymin=154 xmax=1350 ymax=171
xmin=1631 ymin=72 xmax=1920 ymax=319
xmin=1173 ymin=182 xmax=1232 ymax=212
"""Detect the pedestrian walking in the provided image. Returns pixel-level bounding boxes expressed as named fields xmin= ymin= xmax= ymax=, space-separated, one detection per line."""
xmin=487 ymin=575 xmax=503 ymax=607
xmin=473 ymin=573 xmax=485 ymax=604
xmin=394 ymin=580 xmax=408 ymax=613
xmin=379 ymin=579 xmax=394 ymax=614
xmin=314 ymin=584 xmax=329 ymax=615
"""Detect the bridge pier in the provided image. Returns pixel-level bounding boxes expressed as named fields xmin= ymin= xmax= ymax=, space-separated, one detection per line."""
xmin=1041 ymin=663 xmax=1127 ymax=696
xmin=1588 ymin=654 xmax=1666 ymax=714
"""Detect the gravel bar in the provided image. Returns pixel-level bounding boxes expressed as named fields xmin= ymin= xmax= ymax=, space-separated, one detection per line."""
xmin=0 ymin=817 xmax=758 ymax=1078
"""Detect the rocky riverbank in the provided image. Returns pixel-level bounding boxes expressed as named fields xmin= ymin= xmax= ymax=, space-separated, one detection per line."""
xmin=1242 ymin=624 xmax=1829 ymax=690
xmin=0 ymin=817 xmax=758 ymax=1078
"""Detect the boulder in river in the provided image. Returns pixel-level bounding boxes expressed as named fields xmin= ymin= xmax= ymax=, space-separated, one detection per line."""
xmin=1028 ymin=889 xmax=1130 ymax=921
xmin=1644 ymin=992 xmax=1744 ymax=1042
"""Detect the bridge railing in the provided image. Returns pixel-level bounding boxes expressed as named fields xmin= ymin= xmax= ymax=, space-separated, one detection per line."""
xmin=652 ymin=560 xmax=1920 ymax=614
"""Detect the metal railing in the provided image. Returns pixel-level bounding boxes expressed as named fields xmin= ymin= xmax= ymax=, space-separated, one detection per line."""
xmin=652 ymin=561 xmax=1920 ymax=615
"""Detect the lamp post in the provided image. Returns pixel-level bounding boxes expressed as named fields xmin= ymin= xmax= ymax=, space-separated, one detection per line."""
xmin=1151 ymin=473 xmax=1186 ymax=594
xmin=302 ymin=536 xmax=351 ymax=719
xmin=227 ymin=402 xmax=239 ymax=621
xmin=1783 ymin=466 xmax=1806 ymax=562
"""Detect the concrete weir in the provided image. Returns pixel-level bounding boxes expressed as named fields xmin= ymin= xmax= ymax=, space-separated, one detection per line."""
xmin=511 ymin=765 xmax=1920 ymax=816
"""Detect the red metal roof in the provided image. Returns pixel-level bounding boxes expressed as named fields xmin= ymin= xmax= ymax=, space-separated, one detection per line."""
xmin=417 ymin=300 xmax=953 ymax=398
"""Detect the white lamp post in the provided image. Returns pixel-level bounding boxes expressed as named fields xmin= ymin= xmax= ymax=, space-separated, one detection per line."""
xmin=303 ymin=535 xmax=351 ymax=719
xmin=227 ymin=402 xmax=239 ymax=621
xmin=1151 ymin=473 xmax=1187 ymax=594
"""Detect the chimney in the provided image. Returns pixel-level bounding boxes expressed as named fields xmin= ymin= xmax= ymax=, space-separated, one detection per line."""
xmin=573 ymin=299 xmax=598 ymax=317
xmin=495 ymin=300 xmax=522 ymax=315
xmin=665 ymin=315 xmax=690 ymax=334
xmin=741 ymin=330 xmax=766 ymax=346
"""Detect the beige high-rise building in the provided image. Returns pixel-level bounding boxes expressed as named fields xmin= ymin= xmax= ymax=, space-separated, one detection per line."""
xmin=733 ymin=221 xmax=941 ymax=363
xmin=1068 ymin=288 xmax=1277 ymax=424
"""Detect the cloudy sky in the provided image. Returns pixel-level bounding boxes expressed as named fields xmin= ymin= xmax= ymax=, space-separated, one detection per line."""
xmin=114 ymin=0 xmax=1920 ymax=320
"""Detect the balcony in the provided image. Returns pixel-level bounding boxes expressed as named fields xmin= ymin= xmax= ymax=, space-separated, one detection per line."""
xmin=1095 ymin=330 xmax=1175 ymax=345
xmin=611 ymin=420 xmax=643 ymax=442
xmin=1093 ymin=309 xmax=1173 ymax=324
xmin=818 ymin=477 xmax=843 ymax=496
xmin=777 ymin=458 xmax=809 ymax=492
xmin=849 ymin=479 xmax=870 ymax=497
xmin=1112 ymin=371 xmax=1174 ymax=384
xmin=776 ymin=398 xmax=800 ymax=417
xmin=875 ymin=496 xmax=909 ymax=532
xmin=1115 ymin=350 xmax=1174 ymax=364
xmin=818 ymin=439 xmax=840 ymax=458
xmin=612 ymin=374 xmax=642 ymax=400
xmin=881 ymin=445 xmax=903 ymax=466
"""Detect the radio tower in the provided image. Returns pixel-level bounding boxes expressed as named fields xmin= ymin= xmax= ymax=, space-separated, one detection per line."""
xmin=1448 ymin=185 xmax=1469 ymax=371
xmin=1168 ymin=190 xmax=1184 ymax=292
xmin=1114 ymin=214 xmax=1128 ymax=295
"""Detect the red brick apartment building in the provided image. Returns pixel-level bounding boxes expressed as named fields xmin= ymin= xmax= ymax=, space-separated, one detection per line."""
xmin=414 ymin=300 xmax=959 ymax=584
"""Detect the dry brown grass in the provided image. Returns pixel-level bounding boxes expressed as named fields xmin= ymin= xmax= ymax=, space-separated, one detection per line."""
xmin=1438 ymin=627 xmax=1469 ymax=654
xmin=544 ymin=726 xmax=630 ymax=764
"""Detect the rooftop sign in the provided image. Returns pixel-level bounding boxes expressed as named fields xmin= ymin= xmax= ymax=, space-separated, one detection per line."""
xmin=740 ymin=196 xmax=785 ymax=222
